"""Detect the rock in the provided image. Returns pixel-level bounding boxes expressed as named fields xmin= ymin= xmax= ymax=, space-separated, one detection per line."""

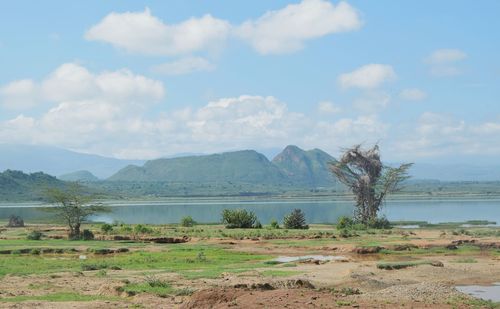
xmin=393 ymin=244 xmax=418 ymax=251
xmin=353 ymin=246 xmax=383 ymax=254
xmin=430 ymin=261 xmax=444 ymax=267
xmin=445 ymin=244 xmax=458 ymax=250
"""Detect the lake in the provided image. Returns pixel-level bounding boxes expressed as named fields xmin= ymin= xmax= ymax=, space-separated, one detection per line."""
xmin=0 ymin=198 xmax=499 ymax=225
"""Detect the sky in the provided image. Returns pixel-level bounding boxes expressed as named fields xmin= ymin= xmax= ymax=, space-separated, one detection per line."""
xmin=0 ymin=0 xmax=499 ymax=163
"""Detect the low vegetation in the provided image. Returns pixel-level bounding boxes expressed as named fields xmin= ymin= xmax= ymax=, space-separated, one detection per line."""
xmin=221 ymin=209 xmax=258 ymax=229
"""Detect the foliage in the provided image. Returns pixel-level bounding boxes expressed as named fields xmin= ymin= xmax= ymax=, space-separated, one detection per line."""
xmin=221 ymin=209 xmax=257 ymax=228
xmin=336 ymin=216 xmax=354 ymax=230
xmin=101 ymin=223 xmax=113 ymax=234
xmin=254 ymin=220 xmax=263 ymax=229
xmin=283 ymin=209 xmax=309 ymax=229
xmin=330 ymin=144 xmax=412 ymax=224
xmin=269 ymin=219 xmax=280 ymax=229
xmin=81 ymin=229 xmax=94 ymax=240
xmin=7 ymin=215 xmax=24 ymax=227
xmin=180 ymin=216 xmax=196 ymax=227
xmin=44 ymin=184 xmax=109 ymax=239
xmin=26 ymin=230 xmax=43 ymax=240
xmin=133 ymin=224 xmax=153 ymax=234
xmin=367 ymin=216 xmax=391 ymax=229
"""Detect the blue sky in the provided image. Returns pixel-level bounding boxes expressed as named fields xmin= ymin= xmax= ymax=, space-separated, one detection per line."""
xmin=0 ymin=0 xmax=499 ymax=162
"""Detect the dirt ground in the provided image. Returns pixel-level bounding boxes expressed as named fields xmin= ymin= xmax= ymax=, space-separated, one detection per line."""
xmin=0 ymin=228 xmax=499 ymax=308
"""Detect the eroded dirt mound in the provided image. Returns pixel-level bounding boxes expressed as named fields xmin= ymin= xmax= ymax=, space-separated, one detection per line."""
xmin=181 ymin=287 xmax=336 ymax=309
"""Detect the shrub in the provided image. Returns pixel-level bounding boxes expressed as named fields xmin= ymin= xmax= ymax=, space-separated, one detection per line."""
xmin=368 ymin=216 xmax=391 ymax=229
xmin=81 ymin=229 xmax=95 ymax=240
xmin=26 ymin=230 xmax=43 ymax=240
xmin=336 ymin=216 xmax=354 ymax=230
xmin=269 ymin=219 xmax=280 ymax=229
xmin=221 ymin=209 xmax=257 ymax=229
xmin=180 ymin=216 xmax=196 ymax=227
xmin=133 ymin=224 xmax=153 ymax=234
xmin=30 ymin=248 xmax=41 ymax=255
xmin=7 ymin=215 xmax=24 ymax=227
xmin=101 ymin=223 xmax=113 ymax=234
xmin=283 ymin=209 xmax=309 ymax=229
xmin=254 ymin=220 xmax=263 ymax=229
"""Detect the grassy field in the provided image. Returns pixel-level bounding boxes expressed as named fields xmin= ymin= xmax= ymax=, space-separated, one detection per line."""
xmin=0 ymin=221 xmax=499 ymax=307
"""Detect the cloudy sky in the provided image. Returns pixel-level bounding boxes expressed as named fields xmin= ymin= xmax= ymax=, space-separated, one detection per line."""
xmin=0 ymin=0 xmax=499 ymax=162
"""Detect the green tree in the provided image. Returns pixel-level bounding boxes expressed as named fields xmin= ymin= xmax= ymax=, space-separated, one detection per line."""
xmin=329 ymin=144 xmax=412 ymax=224
xmin=45 ymin=185 xmax=108 ymax=239
xmin=283 ymin=209 xmax=309 ymax=229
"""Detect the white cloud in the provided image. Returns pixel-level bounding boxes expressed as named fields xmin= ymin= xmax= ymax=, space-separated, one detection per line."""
xmin=0 ymin=63 xmax=165 ymax=111
xmin=317 ymin=101 xmax=341 ymax=114
xmin=152 ymin=57 xmax=215 ymax=75
xmin=85 ymin=8 xmax=230 ymax=56
xmin=352 ymin=92 xmax=391 ymax=113
xmin=0 ymin=79 xmax=39 ymax=110
xmin=425 ymin=48 xmax=467 ymax=77
xmin=426 ymin=49 xmax=467 ymax=64
xmin=236 ymin=0 xmax=362 ymax=54
xmin=399 ymin=88 xmax=427 ymax=101
xmin=338 ymin=64 xmax=396 ymax=89
xmin=394 ymin=112 xmax=500 ymax=158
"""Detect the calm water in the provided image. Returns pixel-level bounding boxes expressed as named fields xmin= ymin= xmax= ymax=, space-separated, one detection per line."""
xmin=0 ymin=199 xmax=499 ymax=224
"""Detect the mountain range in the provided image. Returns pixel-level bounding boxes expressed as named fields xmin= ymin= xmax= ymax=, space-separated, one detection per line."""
xmin=0 ymin=144 xmax=142 ymax=179
xmin=1 ymin=144 xmax=500 ymax=183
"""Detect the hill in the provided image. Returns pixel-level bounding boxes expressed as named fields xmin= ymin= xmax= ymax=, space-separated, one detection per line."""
xmin=0 ymin=170 xmax=67 ymax=201
xmin=58 ymin=170 xmax=99 ymax=182
xmin=0 ymin=144 xmax=143 ymax=179
xmin=109 ymin=150 xmax=290 ymax=184
xmin=272 ymin=145 xmax=338 ymax=187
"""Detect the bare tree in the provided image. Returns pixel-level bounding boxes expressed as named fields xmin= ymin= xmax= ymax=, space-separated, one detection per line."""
xmin=329 ymin=144 xmax=412 ymax=224
xmin=45 ymin=184 xmax=108 ymax=239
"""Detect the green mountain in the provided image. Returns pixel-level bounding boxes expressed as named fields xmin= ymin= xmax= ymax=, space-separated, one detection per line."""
xmin=108 ymin=146 xmax=340 ymax=188
xmin=108 ymin=150 xmax=290 ymax=184
xmin=0 ymin=170 xmax=66 ymax=201
xmin=59 ymin=170 xmax=99 ymax=182
xmin=272 ymin=145 xmax=338 ymax=187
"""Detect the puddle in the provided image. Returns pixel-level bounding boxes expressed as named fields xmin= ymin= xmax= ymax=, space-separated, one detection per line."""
xmin=273 ymin=255 xmax=346 ymax=263
xmin=394 ymin=225 xmax=420 ymax=229
xmin=456 ymin=282 xmax=500 ymax=302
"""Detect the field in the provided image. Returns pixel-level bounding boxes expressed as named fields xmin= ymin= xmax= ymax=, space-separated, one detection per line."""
xmin=0 ymin=222 xmax=499 ymax=308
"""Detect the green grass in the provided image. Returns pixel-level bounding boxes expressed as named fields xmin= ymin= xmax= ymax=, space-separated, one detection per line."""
xmin=0 ymin=292 xmax=119 ymax=303
xmin=0 ymin=244 xmax=272 ymax=278
xmin=260 ymin=270 xmax=300 ymax=277
xmin=451 ymin=257 xmax=477 ymax=263
xmin=380 ymin=245 xmax=481 ymax=256
xmin=447 ymin=295 xmax=500 ymax=309
xmin=377 ymin=260 xmax=441 ymax=270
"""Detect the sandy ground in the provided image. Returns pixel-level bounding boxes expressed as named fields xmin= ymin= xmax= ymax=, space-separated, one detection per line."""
xmin=0 ymin=228 xmax=499 ymax=308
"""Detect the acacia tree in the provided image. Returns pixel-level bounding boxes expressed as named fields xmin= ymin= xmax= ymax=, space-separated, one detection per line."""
xmin=329 ymin=144 xmax=412 ymax=224
xmin=45 ymin=184 xmax=108 ymax=239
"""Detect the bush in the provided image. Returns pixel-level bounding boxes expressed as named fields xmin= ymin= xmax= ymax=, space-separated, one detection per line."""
xmin=368 ymin=216 xmax=391 ymax=229
xmin=336 ymin=216 xmax=354 ymax=230
xmin=81 ymin=229 xmax=95 ymax=240
xmin=269 ymin=219 xmax=280 ymax=229
xmin=283 ymin=209 xmax=309 ymax=229
xmin=26 ymin=230 xmax=43 ymax=240
xmin=101 ymin=223 xmax=113 ymax=234
xmin=180 ymin=216 xmax=196 ymax=227
xmin=133 ymin=224 xmax=153 ymax=234
xmin=254 ymin=220 xmax=262 ymax=229
xmin=221 ymin=209 xmax=257 ymax=228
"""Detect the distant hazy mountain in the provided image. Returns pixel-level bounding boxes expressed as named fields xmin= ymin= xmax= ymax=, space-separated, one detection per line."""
xmin=0 ymin=144 xmax=143 ymax=179
xmin=272 ymin=145 xmax=337 ymax=187
xmin=410 ymin=163 xmax=500 ymax=181
xmin=109 ymin=146 xmax=341 ymax=187
xmin=0 ymin=170 xmax=66 ymax=201
xmin=109 ymin=150 xmax=289 ymax=184
xmin=58 ymin=170 xmax=99 ymax=182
